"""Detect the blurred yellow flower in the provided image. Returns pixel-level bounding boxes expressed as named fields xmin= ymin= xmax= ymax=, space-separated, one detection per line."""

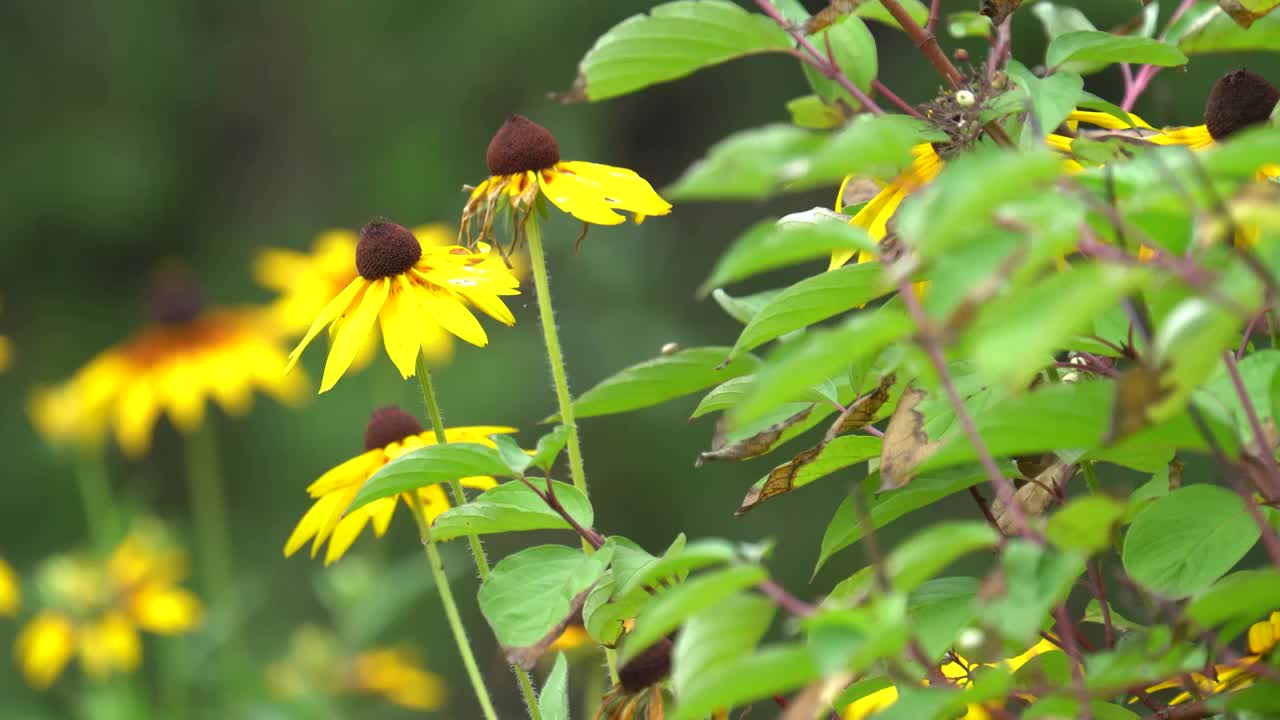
xmin=0 ymin=335 xmax=10 ymax=375
xmin=0 ymin=557 xmax=20 ymax=617
xmin=284 ymin=220 xmax=519 ymax=392
xmin=844 ymin=638 xmax=1057 ymax=719
xmin=461 ymin=115 xmax=671 ymax=249
xmin=13 ymin=524 xmax=202 ymax=689
xmin=266 ymin=625 xmax=447 ymax=712
xmin=831 ymin=143 xmax=943 ymax=271
xmin=284 ymin=405 xmax=512 ymax=565
xmin=256 ymin=224 xmax=468 ymax=370
xmin=1141 ymin=610 xmax=1279 ymax=706
xmin=29 ymin=274 xmax=305 ymax=458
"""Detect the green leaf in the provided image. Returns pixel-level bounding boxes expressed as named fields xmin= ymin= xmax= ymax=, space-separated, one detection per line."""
xmin=855 ymin=0 xmax=929 ymax=29
xmin=1150 ymin=298 xmax=1241 ymax=423
xmin=1122 ymin=484 xmax=1261 ymax=598
xmin=620 ymin=564 xmax=767 ymax=664
xmin=350 ymin=443 xmax=513 ymax=511
xmin=1006 ymin=60 xmax=1083 ymax=139
xmin=732 ymin=262 xmax=892 ymax=356
xmin=1046 ymin=31 xmax=1188 ymax=70
xmin=700 ymin=212 xmax=877 ymax=294
xmin=583 ymin=575 xmax=643 ymax=645
xmin=1026 ymin=698 xmax=1139 ymax=720
xmin=1047 ymin=495 xmax=1127 ymax=554
xmin=491 ymin=434 xmax=532 ymax=475
xmin=946 ymin=11 xmax=994 ymax=38
xmin=1202 ymin=349 xmax=1280 ymax=442
xmin=897 ymin=147 xmax=1065 ymax=259
xmin=479 ymin=544 xmax=613 ymax=648
xmin=538 ymin=653 xmax=570 ymax=720
xmin=910 ymin=577 xmax=981 ymax=657
xmin=430 ymin=480 xmax=592 ymax=542
xmin=1185 ymin=569 xmax=1280 ymax=628
xmin=1031 ymin=2 xmax=1096 ymax=39
xmin=805 ymin=596 xmax=910 ymax=675
xmin=800 ymin=114 xmax=941 ymax=188
xmin=670 ymin=645 xmax=820 ymax=720
xmin=965 ymin=264 xmax=1148 ymax=391
xmin=712 ymin=287 xmax=784 ymax=325
xmin=1173 ymin=3 xmax=1280 ymax=53
xmin=732 ymin=305 xmax=910 ymax=426
xmin=886 ymin=521 xmax=1000 ymax=593
xmin=1082 ymin=599 xmax=1145 ymax=633
xmin=618 ymin=538 xmax=738 ymax=598
xmin=563 ymin=347 xmax=760 ymax=420
xmin=982 ymin=540 xmax=1086 ymax=642
xmin=531 ymin=426 xmax=571 ymax=473
xmin=786 ymin=95 xmax=844 ymax=130
xmin=803 ymin=15 xmax=877 ymax=106
xmin=672 ymin=594 xmax=775 ymax=700
xmin=817 ymin=465 xmax=992 ymax=573
xmin=566 ymin=0 xmax=793 ymax=102
xmin=668 ymin=125 xmax=826 ymax=201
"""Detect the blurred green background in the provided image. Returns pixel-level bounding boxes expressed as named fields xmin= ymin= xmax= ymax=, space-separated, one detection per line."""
xmin=2 ymin=1 xmax=1277 ymax=717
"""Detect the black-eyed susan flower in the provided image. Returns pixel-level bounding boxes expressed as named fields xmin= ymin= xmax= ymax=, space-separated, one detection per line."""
xmin=284 ymin=220 xmax=519 ymax=393
xmin=13 ymin=523 xmax=202 ymax=689
xmin=842 ymin=637 xmax=1057 ymax=719
xmin=284 ymin=405 xmax=512 ymax=565
xmin=29 ymin=275 xmax=305 ymax=458
xmin=0 ymin=557 xmax=19 ymax=617
xmin=831 ymin=143 xmax=944 ymax=270
xmin=460 ymin=115 xmax=671 ymax=251
xmin=266 ymin=625 xmax=446 ymax=712
xmin=1139 ymin=610 xmax=1279 ymax=706
xmin=257 ymin=223 xmax=501 ymax=371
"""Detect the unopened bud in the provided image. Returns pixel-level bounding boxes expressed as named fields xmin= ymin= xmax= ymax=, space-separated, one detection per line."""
xmin=953 ymin=48 xmax=969 ymax=63
xmin=955 ymin=90 xmax=976 ymax=107
xmin=660 ymin=342 xmax=680 ymax=355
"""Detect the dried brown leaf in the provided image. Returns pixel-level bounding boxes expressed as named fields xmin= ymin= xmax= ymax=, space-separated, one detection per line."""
xmin=991 ymin=461 xmax=1076 ymax=535
xmin=1105 ymin=362 xmax=1169 ymax=444
xmin=736 ymin=444 xmax=826 ymax=515
xmin=980 ymin=0 xmax=1024 ymax=26
xmin=805 ymin=0 xmax=865 ymax=34
xmin=696 ymin=405 xmax=815 ymax=465
xmin=830 ymin=372 xmax=897 ymax=438
xmin=878 ymin=385 xmax=941 ymax=490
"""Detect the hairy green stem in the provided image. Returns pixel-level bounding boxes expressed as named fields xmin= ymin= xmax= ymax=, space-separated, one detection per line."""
xmin=184 ymin=423 xmax=236 ymax=611
xmin=408 ymin=492 xmax=499 ymax=720
xmin=525 ymin=220 xmax=591 ymax=543
xmin=415 ymin=354 xmax=542 ymax=717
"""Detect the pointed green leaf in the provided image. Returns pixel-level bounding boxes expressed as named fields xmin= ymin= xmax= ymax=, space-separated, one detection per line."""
xmin=671 ymin=644 xmax=820 ymax=720
xmin=732 ymin=262 xmax=892 ymax=356
xmin=479 ymin=544 xmax=613 ymax=648
xmin=668 ymin=125 xmax=826 ymax=201
xmin=700 ymin=212 xmax=877 ymax=294
xmin=1046 ymin=31 xmax=1187 ymax=70
xmin=350 ymin=443 xmax=514 ymax=511
xmin=538 ymin=653 xmax=570 ymax=720
xmin=620 ymin=564 xmax=767 ymax=665
xmin=430 ymin=480 xmax=592 ymax=542
xmin=561 ymin=347 xmax=760 ymax=420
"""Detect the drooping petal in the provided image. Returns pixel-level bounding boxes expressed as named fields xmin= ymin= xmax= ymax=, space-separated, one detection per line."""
xmin=412 ymin=281 xmax=488 ymax=347
xmin=15 ymin=611 xmax=76 ymax=689
xmin=1146 ymin=124 xmax=1215 ymax=149
xmin=558 ymin=161 xmax=672 ymax=218
xmin=323 ymin=510 xmax=371 ymax=565
xmin=378 ymin=274 xmax=424 ymax=379
xmin=159 ymin=360 xmax=206 ymax=433
xmin=369 ymin=497 xmax=398 ymax=536
xmin=310 ymin=486 xmax=361 ymax=558
xmin=285 ymin=494 xmax=339 ymax=557
xmin=538 ymin=169 xmax=626 ymax=225
xmin=307 ymin=450 xmax=383 ymax=496
xmin=129 ymin=584 xmax=203 ymax=634
xmin=829 ymin=185 xmax=907 ymax=270
xmin=1066 ymin=109 xmax=1154 ymax=130
xmin=321 ymin=278 xmax=389 ymax=392
xmin=113 ymin=377 xmax=161 ymax=458
xmin=78 ymin=611 xmax=142 ymax=677
xmin=287 ymin=276 xmax=367 ymax=373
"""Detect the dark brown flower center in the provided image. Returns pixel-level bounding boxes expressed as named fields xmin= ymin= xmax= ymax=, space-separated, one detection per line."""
xmin=364 ymin=405 xmax=423 ymax=451
xmin=355 ymin=221 xmax=422 ymax=280
xmin=1204 ymin=69 xmax=1279 ymax=141
xmin=145 ymin=270 xmax=205 ymax=326
xmin=486 ymin=115 xmax=560 ymax=176
xmin=617 ymin=637 xmax=673 ymax=693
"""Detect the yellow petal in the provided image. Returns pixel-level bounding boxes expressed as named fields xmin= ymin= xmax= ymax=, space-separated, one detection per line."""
xmin=130 ymin=584 xmax=203 ymax=634
xmin=415 ymin=485 xmax=453 ymax=525
xmin=307 ymin=450 xmax=383 ymax=496
xmin=113 ymin=377 xmax=160 ymax=458
xmin=1249 ymin=612 xmax=1279 ymax=655
xmin=311 ymin=486 xmax=361 ymax=558
xmin=324 ymin=510 xmax=371 ymax=565
xmin=78 ymin=611 xmax=141 ymax=676
xmin=843 ymin=685 xmax=898 ymax=719
xmin=538 ymin=169 xmax=626 ymax=225
xmin=1067 ymin=109 xmax=1154 ymax=130
xmin=285 ymin=494 xmax=337 ymax=557
xmin=558 ymin=161 xmax=672 ymax=218
xmin=376 ymin=274 xmax=424 ymax=378
xmin=287 ymin=276 xmax=367 ymax=374
xmin=830 ymin=185 xmax=907 ymax=270
xmin=370 ymin=497 xmax=398 ymax=536
xmin=0 ymin=557 xmax=20 ymax=616
xmin=1147 ymin=125 xmax=1215 ymax=150
xmin=321 ymin=278 xmax=389 ymax=392
xmin=15 ymin=611 xmax=76 ymax=689
xmin=160 ymin=360 xmax=206 ymax=433
xmin=413 ymin=282 xmax=488 ymax=347
xmin=410 ymin=224 xmax=455 ymax=248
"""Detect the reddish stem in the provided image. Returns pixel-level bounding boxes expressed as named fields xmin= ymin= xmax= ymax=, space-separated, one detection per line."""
xmin=873 ymin=79 xmax=924 ymax=118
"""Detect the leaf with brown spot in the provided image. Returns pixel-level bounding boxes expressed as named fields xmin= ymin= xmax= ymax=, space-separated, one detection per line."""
xmin=878 ymin=385 xmax=942 ymax=490
xmin=831 ymin=372 xmax=897 ymax=437
xmin=737 ymin=445 xmax=826 ymax=516
xmin=1105 ymin=362 xmax=1170 ymax=443
xmin=736 ymin=434 xmax=883 ymax=514
xmin=696 ymin=405 xmax=815 ymax=465
xmin=805 ymin=0 xmax=865 ymax=33
xmin=991 ymin=461 xmax=1077 ymax=535
xmin=1217 ymin=0 xmax=1280 ymax=29
xmin=504 ymin=589 xmax=591 ymax=670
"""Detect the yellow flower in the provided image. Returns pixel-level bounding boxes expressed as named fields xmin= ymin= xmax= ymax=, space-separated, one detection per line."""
xmin=13 ymin=526 xmax=202 ymax=689
xmin=1140 ymin=611 xmax=1279 ymax=706
xmin=843 ymin=638 xmax=1058 ymax=719
xmin=461 ymin=115 xmax=671 ymax=249
xmin=266 ymin=626 xmax=447 ymax=712
xmin=256 ymin=224 xmax=484 ymax=370
xmin=831 ymin=143 xmax=944 ymax=270
xmin=284 ymin=405 xmax=512 ymax=565
xmin=0 ymin=557 xmax=20 ymax=617
xmin=351 ymin=647 xmax=447 ymax=711
xmin=285 ymin=220 xmax=519 ymax=393
xmin=29 ymin=274 xmax=304 ymax=457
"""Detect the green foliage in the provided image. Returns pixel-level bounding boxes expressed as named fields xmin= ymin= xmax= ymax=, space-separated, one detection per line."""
xmin=1045 ymin=31 xmax=1188 ymax=70
xmin=699 ymin=213 xmax=876 ymax=294
xmin=538 ymin=654 xmax=570 ymax=720
xmin=478 ymin=543 xmax=614 ymax=648
xmin=563 ymin=346 xmax=761 ymax=420
xmin=620 ymin=564 xmax=767 ymax=664
xmin=430 ymin=480 xmax=593 ymax=542
xmin=351 ymin=443 xmax=514 ymax=510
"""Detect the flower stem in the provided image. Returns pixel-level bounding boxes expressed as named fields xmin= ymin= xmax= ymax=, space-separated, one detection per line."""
xmin=184 ymin=422 xmax=236 ymax=612
xmin=414 ymin=354 xmax=543 ymax=717
xmin=408 ymin=492 xmax=499 ymax=720
xmin=524 ymin=220 xmax=591 ymax=539
xmin=75 ymin=445 xmax=117 ymax=552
